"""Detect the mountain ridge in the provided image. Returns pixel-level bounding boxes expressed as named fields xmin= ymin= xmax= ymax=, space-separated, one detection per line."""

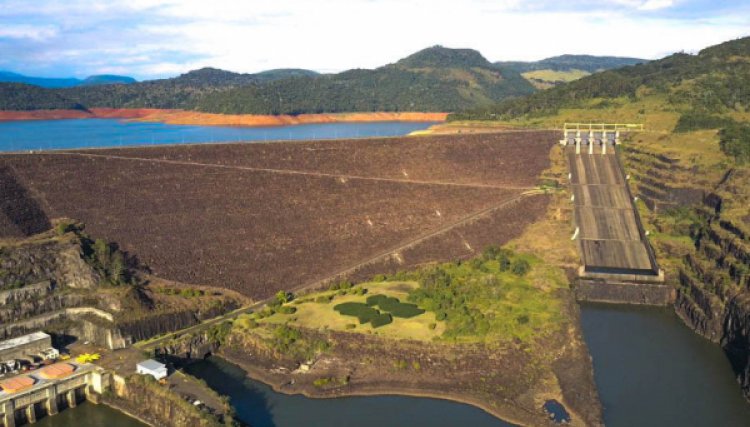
xmin=0 ymin=47 xmax=655 ymax=114
xmin=0 ymin=71 xmax=136 ymax=88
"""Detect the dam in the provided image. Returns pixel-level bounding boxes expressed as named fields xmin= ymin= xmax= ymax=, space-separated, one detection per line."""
xmin=0 ymin=362 xmax=110 ymax=427
xmin=563 ymin=124 xmax=672 ymax=305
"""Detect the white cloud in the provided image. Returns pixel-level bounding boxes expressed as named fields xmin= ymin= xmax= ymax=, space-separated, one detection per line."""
xmin=0 ymin=24 xmax=58 ymax=40
xmin=638 ymin=0 xmax=675 ymax=11
xmin=1 ymin=0 xmax=748 ymax=78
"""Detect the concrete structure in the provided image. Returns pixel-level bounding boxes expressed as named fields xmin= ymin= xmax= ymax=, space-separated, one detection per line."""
xmin=0 ymin=333 xmax=52 ymax=363
xmin=564 ymin=125 xmax=664 ymax=293
xmin=0 ymin=363 xmax=110 ymax=427
xmin=136 ymin=359 xmax=167 ymax=380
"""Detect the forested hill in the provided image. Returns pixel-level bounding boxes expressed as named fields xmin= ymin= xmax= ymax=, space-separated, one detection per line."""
xmin=195 ymin=46 xmax=535 ymax=114
xmin=451 ymin=37 xmax=750 ymax=121
xmin=0 ymin=46 xmax=534 ymax=114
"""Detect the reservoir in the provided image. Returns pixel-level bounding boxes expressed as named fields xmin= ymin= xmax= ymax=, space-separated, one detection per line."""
xmin=0 ymin=119 xmax=436 ymax=152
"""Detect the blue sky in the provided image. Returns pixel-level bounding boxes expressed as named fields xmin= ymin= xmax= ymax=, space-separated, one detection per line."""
xmin=0 ymin=0 xmax=748 ymax=80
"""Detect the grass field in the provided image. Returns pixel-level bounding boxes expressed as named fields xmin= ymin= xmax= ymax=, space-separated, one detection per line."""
xmin=251 ymin=281 xmax=446 ymax=341
xmin=522 ymin=69 xmax=590 ymax=89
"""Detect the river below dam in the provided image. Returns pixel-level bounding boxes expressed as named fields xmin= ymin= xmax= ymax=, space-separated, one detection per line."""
xmin=180 ymin=304 xmax=750 ymax=427
xmin=22 ymin=304 xmax=750 ymax=427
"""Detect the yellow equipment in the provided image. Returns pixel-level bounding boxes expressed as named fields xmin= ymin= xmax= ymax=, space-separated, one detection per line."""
xmin=75 ymin=353 xmax=101 ymax=364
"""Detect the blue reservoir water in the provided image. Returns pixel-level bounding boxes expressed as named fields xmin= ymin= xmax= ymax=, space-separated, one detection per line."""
xmin=0 ymin=119 xmax=436 ymax=152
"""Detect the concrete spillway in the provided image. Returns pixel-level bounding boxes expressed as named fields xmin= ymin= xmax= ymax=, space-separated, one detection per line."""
xmin=566 ymin=145 xmax=663 ymax=282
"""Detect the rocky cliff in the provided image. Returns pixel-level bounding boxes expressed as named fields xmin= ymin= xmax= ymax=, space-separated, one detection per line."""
xmin=0 ymin=226 xmax=246 ymax=349
xmin=107 ymin=374 xmax=237 ymax=427
xmin=624 ymin=141 xmax=750 ymax=401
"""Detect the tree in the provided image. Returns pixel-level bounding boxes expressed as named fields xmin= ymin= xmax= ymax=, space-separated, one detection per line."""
xmin=110 ymin=251 xmax=126 ymax=285
xmin=93 ymin=239 xmax=111 ymax=270
xmin=275 ymin=290 xmax=292 ymax=305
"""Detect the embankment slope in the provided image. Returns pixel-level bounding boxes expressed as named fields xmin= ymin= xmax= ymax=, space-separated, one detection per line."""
xmin=0 ymin=132 xmax=555 ymax=299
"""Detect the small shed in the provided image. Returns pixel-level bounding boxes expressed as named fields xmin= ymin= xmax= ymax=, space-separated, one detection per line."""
xmin=136 ymin=359 xmax=168 ymax=380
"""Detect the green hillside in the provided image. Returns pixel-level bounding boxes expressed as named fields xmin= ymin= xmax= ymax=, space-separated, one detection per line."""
xmin=197 ymin=47 xmax=534 ymax=114
xmin=452 ymin=37 xmax=750 ymax=121
xmin=0 ymin=46 xmax=534 ymax=114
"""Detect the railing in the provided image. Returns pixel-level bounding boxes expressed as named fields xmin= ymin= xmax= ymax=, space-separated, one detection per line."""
xmin=563 ymin=123 xmax=644 ymax=132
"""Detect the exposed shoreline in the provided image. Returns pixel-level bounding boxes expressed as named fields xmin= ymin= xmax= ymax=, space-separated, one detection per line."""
xmin=0 ymin=108 xmax=447 ymax=127
xmin=216 ymin=351 xmax=533 ymax=427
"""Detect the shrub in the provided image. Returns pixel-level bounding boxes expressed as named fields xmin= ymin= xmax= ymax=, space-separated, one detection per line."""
xmin=370 ymin=313 xmax=393 ymax=328
xmin=334 ymin=302 xmax=381 ymax=324
xmin=674 ymin=111 xmax=735 ymax=133
xmin=271 ymin=324 xmax=302 ymax=353
xmin=366 ymin=294 xmax=425 ymax=318
xmin=235 ymin=315 xmax=258 ymax=330
xmin=315 ymin=295 xmax=333 ymax=304
xmin=511 ymin=259 xmax=531 ymax=276
xmin=55 ymin=221 xmax=75 ymax=236
xmin=334 ymin=302 xmax=394 ymax=327
xmin=275 ymin=290 xmax=292 ymax=305
xmin=428 ymin=322 xmax=437 ymax=330
xmin=179 ymin=288 xmax=204 ymax=298
xmin=719 ymin=122 xmax=750 ymax=164
xmin=372 ymin=274 xmax=388 ymax=282
xmin=393 ymin=360 xmax=408 ymax=370
xmin=313 ymin=377 xmax=332 ymax=387
xmin=497 ymin=252 xmax=511 ymax=271
xmin=277 ymin=306 xmax=297 ymax=315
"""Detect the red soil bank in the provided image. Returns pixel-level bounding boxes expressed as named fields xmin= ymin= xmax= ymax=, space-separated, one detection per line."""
xmin=0 ymin=108 xmax=447 ymax=127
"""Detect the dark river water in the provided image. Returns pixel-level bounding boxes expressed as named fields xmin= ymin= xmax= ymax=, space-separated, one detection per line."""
xmin=0 ymin=119 xmax=436 ymax=152
xmin=579 ymin=303 xmax=750 ymax=427
xmin=184 ymin=357 xmax=513 ymax=427
xmin=178 ymin=303 xmax=750 ymax=427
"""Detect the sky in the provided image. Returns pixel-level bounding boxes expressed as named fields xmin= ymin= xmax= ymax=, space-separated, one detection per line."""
xmin=0 ymin=0 xmax=749 ymax=80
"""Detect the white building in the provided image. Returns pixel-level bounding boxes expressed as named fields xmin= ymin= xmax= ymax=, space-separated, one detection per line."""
xmin=136 ymin=359 xmax=168 ymax=380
